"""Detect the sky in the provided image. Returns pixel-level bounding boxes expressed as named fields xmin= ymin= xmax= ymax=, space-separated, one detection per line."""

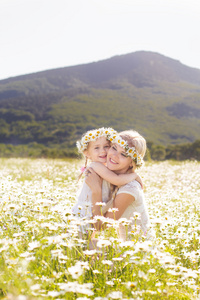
xmin=1 ymin=0 xmax=200 ymax=80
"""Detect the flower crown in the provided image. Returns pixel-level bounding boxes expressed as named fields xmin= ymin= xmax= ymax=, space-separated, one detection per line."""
xmin=112 ymin=135 xmax=144 ymax=167
xmin=76 ymin=127 xmax=118 ymax=153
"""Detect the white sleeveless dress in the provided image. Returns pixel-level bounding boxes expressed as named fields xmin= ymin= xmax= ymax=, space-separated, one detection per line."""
xmin=72 ymin=179 xmax=110 ymax=219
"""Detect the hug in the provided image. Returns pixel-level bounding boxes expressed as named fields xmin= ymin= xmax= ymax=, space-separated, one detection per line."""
xmin=72 ymin=127 xmax=150 ymax=242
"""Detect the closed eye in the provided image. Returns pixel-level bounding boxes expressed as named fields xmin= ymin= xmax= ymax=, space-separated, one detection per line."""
xmin=121 ymin=152 xmax=128 ymax=157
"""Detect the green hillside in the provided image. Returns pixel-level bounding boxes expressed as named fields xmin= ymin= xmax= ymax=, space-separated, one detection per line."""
xmin=0 ymin=51 xmax=200 ymax=151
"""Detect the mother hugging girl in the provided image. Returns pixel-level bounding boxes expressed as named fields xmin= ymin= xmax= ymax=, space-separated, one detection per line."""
xmin=72 ymin=127 xmax=150 ymax=241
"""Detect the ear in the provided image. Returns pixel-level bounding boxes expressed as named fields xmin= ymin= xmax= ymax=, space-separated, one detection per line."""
xmin=131 ymin=161 xmax=137 ymax=171
xmin=83 ymin=150 xmax=88 ymax=157
xmin=83 ymin=150 xmax=91 ymax=160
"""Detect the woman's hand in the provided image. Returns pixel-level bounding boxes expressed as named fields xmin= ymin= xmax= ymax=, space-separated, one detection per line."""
xmin=85 ymin=167 xmax=103 ymax=193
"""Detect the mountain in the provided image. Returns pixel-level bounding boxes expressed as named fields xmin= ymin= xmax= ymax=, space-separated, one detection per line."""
xmin=0 ymin=51 xmax=200 ymax=148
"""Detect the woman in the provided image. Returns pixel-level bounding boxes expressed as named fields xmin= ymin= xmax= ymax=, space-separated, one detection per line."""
xmin=85 ymin=130 xmax=150 ymax=241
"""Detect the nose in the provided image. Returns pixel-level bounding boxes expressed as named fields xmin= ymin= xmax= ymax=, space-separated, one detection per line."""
xmin=101 ymin=147 xmax=106 ymax=154
xmin=109 ymin=147 xmax=117 ymax=157
xmin=107 ymin=147 xmax=113 ymax=155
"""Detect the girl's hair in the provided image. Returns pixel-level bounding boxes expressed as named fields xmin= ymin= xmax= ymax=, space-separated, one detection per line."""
xmin=119 ymin=130 xmax=146 ymax=168
xmin=76 ymin=127 xmax=117 ymax=181
xmin=77 ymin=156 xmax=88 ymax=182
xmin=76 ymin=127 xmax=117 ymax=154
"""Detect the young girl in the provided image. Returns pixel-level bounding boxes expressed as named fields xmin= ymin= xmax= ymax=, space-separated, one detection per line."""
xmin=72 ymin=127 xmax=143 ymax=224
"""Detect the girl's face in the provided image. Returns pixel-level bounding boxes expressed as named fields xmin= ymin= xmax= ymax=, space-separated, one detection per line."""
xmin=85 ymin=136 xmax=110 ymax=163
xmin=107 ymin=143 xmax=133 ymax=174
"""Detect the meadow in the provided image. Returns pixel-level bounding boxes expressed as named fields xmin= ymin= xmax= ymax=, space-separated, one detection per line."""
xmin=0 ymin=158 xmax=200 ymax=299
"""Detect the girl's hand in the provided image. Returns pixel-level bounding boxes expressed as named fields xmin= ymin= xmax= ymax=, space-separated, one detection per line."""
xmin=126 ymin=168 xmax=144 ymax=189
xmin=85 ymin=167 xmax=103 ymax=192
xmin=135 ymin=174 xmax=143 ymax=189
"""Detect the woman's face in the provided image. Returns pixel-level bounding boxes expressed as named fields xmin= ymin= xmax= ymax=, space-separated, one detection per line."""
xmin=106 ymin=143 xmax=133 ymax=174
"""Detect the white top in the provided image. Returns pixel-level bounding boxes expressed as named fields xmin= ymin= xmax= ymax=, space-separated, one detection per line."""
xmin=116 ymin=180 xmax=150 ymax=241
xmin=72 ymin=179 xmax=110 ymax=219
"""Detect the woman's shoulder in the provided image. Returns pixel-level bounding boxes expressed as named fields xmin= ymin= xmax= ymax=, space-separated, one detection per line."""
xmin=117 ymin=180 xmax=142 ymax=195
xmin=117 ymin=180 xmax=143 ymax=203
xmin=119 ymin=180 xmax=142 ymax=191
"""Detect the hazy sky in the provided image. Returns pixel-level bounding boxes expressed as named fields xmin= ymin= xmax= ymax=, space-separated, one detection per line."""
xmin=1 ymin=0 xmax=200 ymax=80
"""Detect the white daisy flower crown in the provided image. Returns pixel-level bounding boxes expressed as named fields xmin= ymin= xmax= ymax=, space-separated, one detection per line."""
xmin=76 ymin=127 xmax=118 ymax=153
xmin=111 ymin=135 xmax=144 ymax=167
xmin=76 ymin=128 xmax=144 ymax=167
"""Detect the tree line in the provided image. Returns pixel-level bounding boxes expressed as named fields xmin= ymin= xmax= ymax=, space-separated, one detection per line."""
xmin=0 ymin=139 xmax=199 ymax=161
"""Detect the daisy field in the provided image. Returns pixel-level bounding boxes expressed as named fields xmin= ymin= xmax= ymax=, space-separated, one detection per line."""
xmin=0 ymin=158 xmax=200 ymax=299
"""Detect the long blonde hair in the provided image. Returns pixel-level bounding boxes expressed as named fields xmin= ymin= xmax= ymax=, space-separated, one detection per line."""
xmin=119 ymin=130 xmax=146 ymax=170
xmin=108 ymin=130 xmax=146 ymax=207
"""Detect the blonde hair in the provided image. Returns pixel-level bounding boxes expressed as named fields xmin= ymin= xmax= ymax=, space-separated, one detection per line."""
xmin=105 ymin=130 xmax=147 ymax=205
xmin=77 ymin=127 xmax=117 ymax=180
xmin=119 ymin=130 xmax=146 ymax=168
xmin=76 ymin=127 xmax=117 ymax=154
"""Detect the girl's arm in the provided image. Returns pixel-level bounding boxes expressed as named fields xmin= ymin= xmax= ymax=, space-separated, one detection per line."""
xmin=88 ymin=162 xmax=143 ymax=187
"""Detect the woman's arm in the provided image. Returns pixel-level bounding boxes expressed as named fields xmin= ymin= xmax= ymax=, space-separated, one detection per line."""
xmin=95 ymin=192 xmax=134 ymax=230
xmin=85 ymin=168 xmax=135 ymax=230
xmin=89 ymin=162 xmax=142 ymax=187
xmin=104 ymin=193 xmax=134 ymax=219
xmin=85 ymin=168 xmax=103 ymax=218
